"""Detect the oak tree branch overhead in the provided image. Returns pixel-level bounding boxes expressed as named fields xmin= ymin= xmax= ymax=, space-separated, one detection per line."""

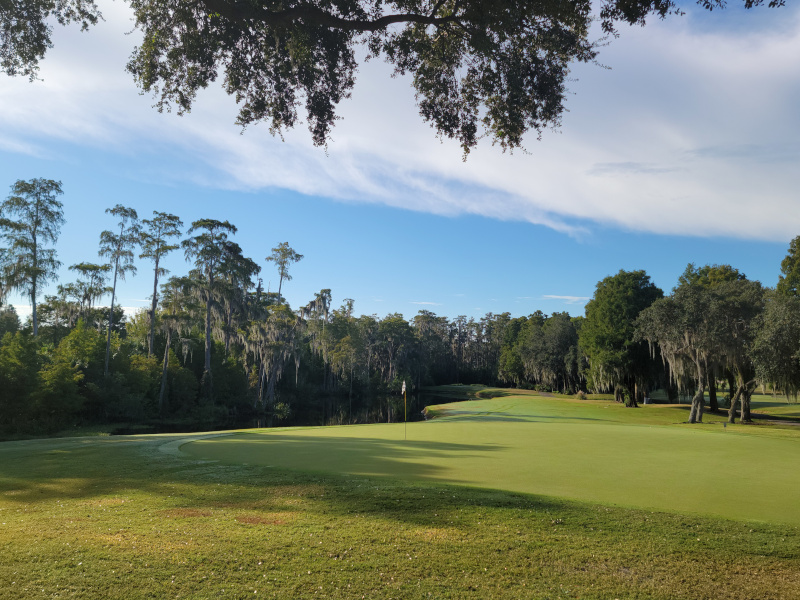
xmin=0 ymin=0 xmax=785 ymax=154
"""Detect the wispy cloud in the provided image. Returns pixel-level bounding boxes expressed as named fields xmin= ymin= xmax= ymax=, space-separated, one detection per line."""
xmin=685 ymin=142 xmax=800 ymax=164
xmin=410 ymin=301 xmax=442 ymax=306
xmin=542 ymin=295 xmax=591 ymax=305
xmin=589 ymin=162 xmax=679 ymax=176
xmin=1 ymin=5 xmax=798 ymax=241
xmin=0 ymin=136 xmax=43 ymax=156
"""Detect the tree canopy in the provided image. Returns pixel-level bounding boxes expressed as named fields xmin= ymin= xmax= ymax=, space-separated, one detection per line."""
xmin=1 ymin=0 xmax=784 ymax=154
xmin=777 ymin=236 xmax=800 ymax=297
xmin=182 ymin=218 xmax=239 ymax=399
xmin=266 ymin=242 xmax=303 ymax=300
xmin=0 ymin=178 xmax=65 ymax=336
xmin=579 ymin=269 xmax=663 ymax=406
xmin=677 ymin=263 xmax=746 ymax=290
xmin=140 ymin=211 xmax=183 ymax=356
xmin=98 ymin=204 xmax=140 ymax=376
xmin=637 ymin=277 xmax=764 ymax=423
xmin=752 ymin=291 xmax=800 ymax=402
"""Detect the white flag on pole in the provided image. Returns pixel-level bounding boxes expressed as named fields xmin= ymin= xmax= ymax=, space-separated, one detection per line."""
xmin=401 ymin=381 xmax=406 ymax=394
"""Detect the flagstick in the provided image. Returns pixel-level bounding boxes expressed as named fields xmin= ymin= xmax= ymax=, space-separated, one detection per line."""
xmin=402 ymin=380 xmax=407 ymax=441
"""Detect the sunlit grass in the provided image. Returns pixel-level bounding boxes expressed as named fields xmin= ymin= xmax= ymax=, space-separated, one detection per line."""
xmin=185 ymin=392 xmax=800 ymax=526
xmin=2 ymin=392 xmax=800 ymax=598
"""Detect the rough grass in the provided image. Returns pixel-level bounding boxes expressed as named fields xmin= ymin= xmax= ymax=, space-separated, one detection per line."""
xmin=2 ymin=392 xmax=800 ymax=598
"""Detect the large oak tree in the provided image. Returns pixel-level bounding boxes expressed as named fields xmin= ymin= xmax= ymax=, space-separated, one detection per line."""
xmin=1 ymin=0 xmax=784 ymax=154
xmin=579 ymin=269 xmax=663 ymax=407
xmin=637 ymin=277 xmax=763 ymax=423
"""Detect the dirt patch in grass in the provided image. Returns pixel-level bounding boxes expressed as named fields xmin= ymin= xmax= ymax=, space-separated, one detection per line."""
xmin=211 ymin=483 xmax=326 ymax=509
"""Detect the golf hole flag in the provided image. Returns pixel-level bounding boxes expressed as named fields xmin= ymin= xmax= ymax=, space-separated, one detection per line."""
xmin=402 ymin=381 xmax=407 ymax=440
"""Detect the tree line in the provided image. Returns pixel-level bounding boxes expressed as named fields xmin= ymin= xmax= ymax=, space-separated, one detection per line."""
xmin=2 ymin=178 xmax=800 ymax=435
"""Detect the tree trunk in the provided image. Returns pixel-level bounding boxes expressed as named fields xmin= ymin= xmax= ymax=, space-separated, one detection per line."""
xmin=30 ymin=287 xmax=38 ymax=337
xmin=104 ymin=262 xmax=119 ymax=378
xmin=148 ymin=256 xmax=159 ymax=357
xmin=741 ymin=387 xmax=752 ymax=423
xmin=255 ymin=359 xmax=266 ymax=409
xmin=31 ymin=242 xmax=38 ymax=336
xmin=202 ymin=274 xmax=213 ymax=401
xmin=158 ymin=328 xmax=171 ymax=413
xmin=727 ymin=372 xmax=736 ymax=405
xmin=688 ymin=363 xmax=705 ymax=423
xmin=708 ymin=372 xmax=718 ymax=412
xmin=625 ymin=382 xmax=638 ymax=408
xmin=728 ymin=385 xmax=743 ymax=424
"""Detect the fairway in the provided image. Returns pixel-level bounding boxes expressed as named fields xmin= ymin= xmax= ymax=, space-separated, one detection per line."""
xmin=183 ymin=394 xmax=800 ymax=526
xmin=4 ymin=392 xmax=800 ymax=599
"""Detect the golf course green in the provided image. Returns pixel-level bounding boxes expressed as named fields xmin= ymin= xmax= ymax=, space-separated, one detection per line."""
xmin=182 ymin=392 xmax=800 ymax=526
xmin=3 ymin=389 xmax=800 ymax=599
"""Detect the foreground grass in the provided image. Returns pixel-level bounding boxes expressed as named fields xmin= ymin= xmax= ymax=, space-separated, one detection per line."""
xmin=4 ymin=393 xmax=800 ymax=598
xmin=1 ymin=433 xmax=800 ymax=599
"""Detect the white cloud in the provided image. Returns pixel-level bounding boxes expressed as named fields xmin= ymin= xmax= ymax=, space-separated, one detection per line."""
xmin=10 ymin=305 xmax=31 ymax=320
xmin=542 ymin=295 xmax=591 ymax=305
xmin=1 ymin=5 xmax=798 ymax=240
xmin=10 ymin=304 xmax=143 ymax=321
xmin=410 ymin=301 xmax=442 ymax=306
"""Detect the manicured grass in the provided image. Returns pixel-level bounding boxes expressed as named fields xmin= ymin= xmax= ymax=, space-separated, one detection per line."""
xmin=2 ymin=391 xmax=800 ymax=598
xmin=184 ymin=392 xmax=800 ymax=526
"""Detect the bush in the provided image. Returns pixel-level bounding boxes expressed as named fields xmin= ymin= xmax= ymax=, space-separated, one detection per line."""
xmin=127 ymin=354 xmax=161 ymax=400
xmin=35 ymin=359 xmax=84 ymax=431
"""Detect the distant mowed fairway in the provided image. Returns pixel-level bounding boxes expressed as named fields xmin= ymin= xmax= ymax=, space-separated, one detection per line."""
xmin=184 ymin=394 xmax=800 ymax=526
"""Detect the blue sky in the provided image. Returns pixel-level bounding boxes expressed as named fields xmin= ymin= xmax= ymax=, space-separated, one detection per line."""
xmin=1 ymin=2 xmax=798 ymax=321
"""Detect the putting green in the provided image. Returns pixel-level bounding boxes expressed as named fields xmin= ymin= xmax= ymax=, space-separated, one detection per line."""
xmin=182 ymin=395 xmax=800 ymax=526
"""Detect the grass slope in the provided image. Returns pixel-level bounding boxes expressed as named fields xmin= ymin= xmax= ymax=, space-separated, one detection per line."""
xmin=1 ymin=390 xmax=799 ymax=599
xmin=184 ymin=391 xmax=800 ymax=526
